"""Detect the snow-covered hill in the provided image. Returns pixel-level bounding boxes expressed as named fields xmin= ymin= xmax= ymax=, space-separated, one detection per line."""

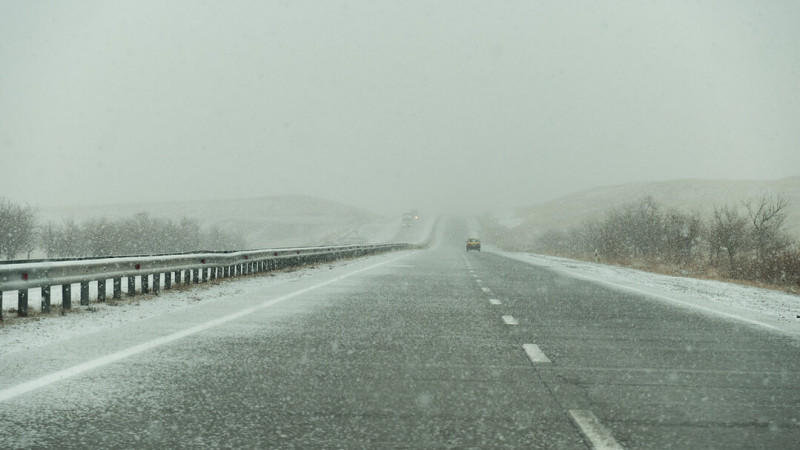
xmin=500 ymin=177 xmax=800 ymax=237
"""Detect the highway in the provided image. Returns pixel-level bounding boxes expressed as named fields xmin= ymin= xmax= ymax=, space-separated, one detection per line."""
xmin=1 ymin=218 xmax=799 ymax=449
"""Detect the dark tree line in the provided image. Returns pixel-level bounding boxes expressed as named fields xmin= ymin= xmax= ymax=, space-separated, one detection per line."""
xmin=0 ymin=197 xmax=247 ymax=259
xmin=40 ymin=213 xmax=247 ymax=257
xmin=533 ymin=194 xmax=800 ymax=288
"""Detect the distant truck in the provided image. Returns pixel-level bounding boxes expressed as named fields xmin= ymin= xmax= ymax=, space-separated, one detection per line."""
xmin=466 ymin=238 xmax=481 ymax=251
xmin=402 ymin=209 xmax=420 ymax=227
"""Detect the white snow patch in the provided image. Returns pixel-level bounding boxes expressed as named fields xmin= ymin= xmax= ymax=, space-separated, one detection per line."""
xmin=489 ymin=248 xmax=800 ymax=336
xmin=494 ymin=209 xmax=524 ymax=228
xmin=0 ymin=262 xmax=347 ymax=356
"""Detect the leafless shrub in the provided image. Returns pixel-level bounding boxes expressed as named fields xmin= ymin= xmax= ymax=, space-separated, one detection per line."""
xmin=530 ymin=193 xmax=799 ymax=289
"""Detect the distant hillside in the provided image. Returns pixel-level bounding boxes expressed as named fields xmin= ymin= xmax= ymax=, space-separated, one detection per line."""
xmin=38 ymin=195 xmax=384 ymax=249
xmin=498 ymin=177 xmax=800 ymax=238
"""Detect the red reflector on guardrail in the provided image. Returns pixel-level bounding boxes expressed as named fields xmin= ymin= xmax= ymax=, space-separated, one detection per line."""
xmin=135 ymin=264 xmax=141 ymax=270
xmin=244 ymin=255 xmax=249 ymax=260
xmin=22 ymin=273 xmax=28 ymax=281
xmin=201 ymin=259 xmax=206 ymax=264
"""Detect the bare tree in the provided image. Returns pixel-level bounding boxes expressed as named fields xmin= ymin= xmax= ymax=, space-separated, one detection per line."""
xmin=0 ymin=198 xmax=37 ymax=260
xmin=39 ymin=222 xmax=58 ymax=258
xmin=745 ymin=192 xmax=790 ymax=261
xmin=53 ymin=217 xmax=84 ymax=257
xmin=663 ymin=209 xmax=701 ymax=264
xmin=709 ymin=204 xmax=749 ymax=273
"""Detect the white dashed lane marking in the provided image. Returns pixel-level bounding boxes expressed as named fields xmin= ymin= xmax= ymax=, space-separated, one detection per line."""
xmin=481 ymin=287 xmax=491 ymax=293
xmin=489 ymin=299 xmax=502 ymax=305
xmin=502 ymin=315 xmax=518 ymax=325
xmin=522 ymin=344 xmax=551 ymax=364
xmin=569 ymin=410 xmax=624 ymax=450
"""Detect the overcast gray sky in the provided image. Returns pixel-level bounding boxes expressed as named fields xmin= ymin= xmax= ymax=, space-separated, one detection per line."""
xmin=2 ymin=0 xmax=798 ymax=215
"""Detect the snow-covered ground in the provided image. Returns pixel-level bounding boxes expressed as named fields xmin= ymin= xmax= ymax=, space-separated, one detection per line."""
xmin=0 ymin=216 xmax=438 ymax=356
xmin=0 ymin=214 xmax=415 ymax=315
xmin=8 ymin=225 xmax=796 ymax=360
xmin=489 ymin=248 xmax=800 ymax=337
xmin=0 ymin=253 xmax=396 ymax=357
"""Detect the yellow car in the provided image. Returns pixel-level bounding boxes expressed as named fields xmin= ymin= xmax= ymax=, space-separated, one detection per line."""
xmin=466 ymin=238 xmax=481 ymax=251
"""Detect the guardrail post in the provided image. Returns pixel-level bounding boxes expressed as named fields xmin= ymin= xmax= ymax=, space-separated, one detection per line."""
xmin=62 ymin=284 xmax=72 ymax=309
xmin=184 ymin=270 xmax=191 ymax=285
xmin=127 ymin=276 xmax=136 ymax=296
xmin=98 ymin=279 xmax=106 ymax=302
xmin=192 ymin=268 xmax=200 ymax=284
xmin=174 ymin=270 xmax=181 ymax=285
xmin=113 ymin=278 xmax=122 ymax=299
xmin=141 ymin=274 xmax=149 ymax=294
xmin=80 ymin=281 xmax=90 ymax=305
xmin=42 ymin=286 xmax=51 ymax=313
xmin=165 ymin=272 xmax=172 ymax=290
xmin=153 ymin=273 xmax=160 ymax=293
xmin=17 ymin=289 xmax=28 ymax=317
xmin=0 ymin=291 xmax=3 ymax=321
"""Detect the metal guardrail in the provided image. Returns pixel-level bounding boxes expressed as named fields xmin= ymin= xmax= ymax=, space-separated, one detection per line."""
xmin=0 ymin=216 xmax=441 ymax=320
xmin=0 ymin=243 xmax=414 ymax=319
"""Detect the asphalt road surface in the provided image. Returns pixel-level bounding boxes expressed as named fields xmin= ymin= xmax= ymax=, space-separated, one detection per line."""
xmin=1 ymin=218 xmax=799 ymax=449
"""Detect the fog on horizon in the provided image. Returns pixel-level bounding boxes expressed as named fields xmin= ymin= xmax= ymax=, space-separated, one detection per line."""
xmin=2 ymin=1 xmax=799 ymax=215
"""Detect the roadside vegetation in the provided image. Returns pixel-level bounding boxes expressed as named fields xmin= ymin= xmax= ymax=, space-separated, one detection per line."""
xmin=0 ymin=198 xmax=36 ymax=260
xmin=0 ymin=197 xmax=246 ymax=259
xmin=481 ymin=193 xmax=800 ymax=293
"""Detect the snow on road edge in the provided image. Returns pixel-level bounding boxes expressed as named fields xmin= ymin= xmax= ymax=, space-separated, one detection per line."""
xmin=0 ymin=260 xmax=356 ymax=356
xmin=487 ymin=248 xmax=800 ymax=336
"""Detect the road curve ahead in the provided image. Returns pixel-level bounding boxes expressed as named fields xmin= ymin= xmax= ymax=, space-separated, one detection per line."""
xmin=1 ymin=217 xmax=799 ymax=449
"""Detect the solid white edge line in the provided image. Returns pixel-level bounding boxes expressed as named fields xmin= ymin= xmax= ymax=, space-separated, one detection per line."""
xmin=569 ymin=410 xmax=624 ymax=450
xmin=0 ymin=253 xmax=412 ymax=403
xmin=491 ymin=250 xmax=780 ymax=331
xmin=522 ymin=343 xmax=551 ymax=363
xmin=502 ymin=315 xmax=518 ymax=325
xmin=489 ymin=299 xmax=502 ymax=305
xmin=569 ymin=271 xmax=779 ymax=331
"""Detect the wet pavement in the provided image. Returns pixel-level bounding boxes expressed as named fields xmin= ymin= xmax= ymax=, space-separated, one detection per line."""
xmin=2 ymin=218 xmax=799 ymax=449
